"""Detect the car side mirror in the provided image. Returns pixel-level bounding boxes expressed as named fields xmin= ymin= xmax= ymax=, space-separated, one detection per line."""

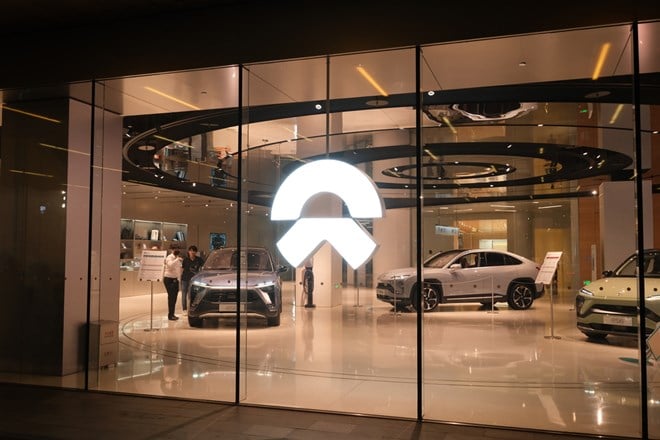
xmin=449 ymin=263 xmax=462 ymax=270
xmin=602 ymin=270 xmax=613 ymax=277
xmin=277 ymin=265 xmax=288 ymax=273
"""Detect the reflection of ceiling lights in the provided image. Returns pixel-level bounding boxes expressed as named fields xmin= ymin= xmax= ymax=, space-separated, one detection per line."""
xmin=1 ymin=103 xmax=61 ymax=123
xmin=138 ymin=145 xmax=156 ymax=151
xmin=144 ymin=86 xmax=201 ymax=110
xmin=356 ymin=66 xmax=389 ymax=97
xmin=591 ymin=42 xmax=611 ymax=80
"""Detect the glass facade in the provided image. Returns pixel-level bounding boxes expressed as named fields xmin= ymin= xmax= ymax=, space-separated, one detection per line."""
xmin=0 ymin=20 xmax=658 ymax=438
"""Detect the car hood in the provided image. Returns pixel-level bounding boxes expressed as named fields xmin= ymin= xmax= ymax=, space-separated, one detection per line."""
xmin=192 ymin=270 xmax=278 ymax=288
xmin=582 ymin=277 xmax=660 ymax=299
xmin=378 ymin=267 xmax=417 ymax=280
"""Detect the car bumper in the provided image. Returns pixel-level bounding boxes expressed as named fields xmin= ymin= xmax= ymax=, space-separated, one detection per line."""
xmin=376 ymin=281 xmax=410 ymax=306
xmin=575 ymin=294 xmax=658 ymax=336
xmin=189 ymin=287 xmax=280 ymax=319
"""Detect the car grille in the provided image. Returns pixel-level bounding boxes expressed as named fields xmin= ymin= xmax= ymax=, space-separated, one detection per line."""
xmin=376 ymin=283 xmax=394 ymax=293
xmin=204 ymin=289 xmax=260 ymax=303
xmin=590 ymin=304 xmax=637 ymax=316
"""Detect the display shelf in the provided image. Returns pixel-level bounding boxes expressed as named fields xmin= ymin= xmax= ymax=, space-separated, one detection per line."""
xmin=120 ymin=218 xmax=187 ymax=268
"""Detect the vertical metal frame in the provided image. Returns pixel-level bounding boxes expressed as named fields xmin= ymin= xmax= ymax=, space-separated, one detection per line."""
xmin=235 ymin=65 xmax=244 ymax=405
xmin=84 ymin=80 xmax=97 ymax=390
xmin=415 ymin=44 xmax=423 ymax=422
xmin=632 ymin=21 xmax=649 ymax=439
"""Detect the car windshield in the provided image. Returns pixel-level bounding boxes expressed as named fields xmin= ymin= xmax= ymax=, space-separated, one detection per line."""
xmin=614 ymin=252 xmax=660 ymax=277
xmin=424 ymin=250 xmax=464 ymax=268
xmin=203 ymin=249 xmax=273 ymax=271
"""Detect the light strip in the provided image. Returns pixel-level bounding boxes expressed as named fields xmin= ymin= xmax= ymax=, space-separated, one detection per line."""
xmin=441 ymin=116 xmax=457 ymax=134
xmin=2 ymin=104 xmax=61 ymax=124
xmin=9 ymin=169 xmax=54 ymax=178
xmin=424 ymin=149 xmax=438 ymax=161
xmin=144 ymin=86 xmax=201 ymax=110
xmin=153 ymin=135 xmax=195 ymax=149
xmin=356 ymin=66 xmax=389 ymax=97
xmin=538 ymin=205 xmax=563 ymax=210
xmin=591 ymin=42 xmax=611 ymax=80
xmin=490 ymin=204 xmax=515 ymax=209
xmin=609 ymin=104 xmax=624 ymax=124
xmin=40 ymin=143 xmax=90 ymax=156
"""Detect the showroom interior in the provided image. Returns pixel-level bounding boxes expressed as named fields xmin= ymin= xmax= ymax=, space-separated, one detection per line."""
xmin=0 ymin=5 xmax=659 ymax=439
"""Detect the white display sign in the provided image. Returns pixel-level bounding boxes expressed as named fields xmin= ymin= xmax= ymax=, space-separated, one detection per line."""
xmin=435 ymin=225 xmax=459 ymax=236
xmin=138 ymin=250 xmax=167 ymax=281
xmin=536 ymin=251 xmax=563 ymax=285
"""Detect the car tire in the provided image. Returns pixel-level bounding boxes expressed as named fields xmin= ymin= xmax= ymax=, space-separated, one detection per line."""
xmin=266 ymin=313 xmax=281 ymax=327
xmin=411 ymin=283 xmax=440 ymax=312
xmin=507 ymin=282 xmax=534 ymax=310
xmin=581 ymin=330 xmax=607 ymax=340
xmin=188 ymin=315 xmax=203 ymax=327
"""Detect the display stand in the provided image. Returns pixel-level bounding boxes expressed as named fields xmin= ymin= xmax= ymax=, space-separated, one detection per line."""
xmin=353 ymin=268 xmax=362 ymax=308
xmin=538 ymin=251 xmax=563 ymax=340
xmin=146 ymin=280 xmax=159 ymax=332
xmin=137 ymin=250 xmax=167 ymax=332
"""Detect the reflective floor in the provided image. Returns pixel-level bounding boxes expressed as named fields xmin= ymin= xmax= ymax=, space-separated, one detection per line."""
xmin=93 ymin=282 xmax=659 ymax=438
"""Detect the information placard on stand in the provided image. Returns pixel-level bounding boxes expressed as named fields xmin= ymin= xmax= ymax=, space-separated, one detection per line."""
xmin=138 ymin=250 xmax=167 ymax=332
xmin=536 ymin=251 xmax=563 ymax=340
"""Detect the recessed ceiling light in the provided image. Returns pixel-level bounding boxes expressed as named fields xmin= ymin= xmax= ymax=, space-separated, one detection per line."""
xmin=519 ymin=61 xmax=527 ymax=67
xmin=366 ymin=99 xmax=388 ymax=107
xmin=585 ymin=91 xmax=611 ymax=99
xmin=138 ymin=145 xmax=156 ymax=151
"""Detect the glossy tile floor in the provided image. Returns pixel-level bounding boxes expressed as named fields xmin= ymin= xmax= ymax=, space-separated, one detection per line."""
xmin=90 ymin=283 xmax=658 ymax=438
xmin=0 ymin=382 xmax=623 ymax=440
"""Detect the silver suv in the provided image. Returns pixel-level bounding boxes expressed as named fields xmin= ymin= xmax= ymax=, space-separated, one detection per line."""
xmin=376 ymin=249 xmax=544 ymax=312
xmin=187 ymin=247 xmax=287 ymax=327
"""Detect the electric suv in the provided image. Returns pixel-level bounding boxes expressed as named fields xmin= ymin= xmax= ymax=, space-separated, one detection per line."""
xmin=376 ymin=249 xmax=544 ymax=312
xmin=187 ymin=247 xmax=287 ymax=327
xmin=575 ymin=249 xmax=660 ymax=339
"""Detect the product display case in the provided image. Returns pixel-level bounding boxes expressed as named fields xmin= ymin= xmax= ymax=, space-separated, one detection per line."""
xmin=120 ymin=219 xmax=188 ymax=296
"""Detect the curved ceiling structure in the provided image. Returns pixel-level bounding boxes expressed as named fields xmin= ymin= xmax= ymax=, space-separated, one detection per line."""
xmin=121 ymin=73 xmax=658 ymax=209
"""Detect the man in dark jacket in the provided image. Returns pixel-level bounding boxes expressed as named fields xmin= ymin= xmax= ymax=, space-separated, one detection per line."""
xmin=181 ymin=245 xmax=205 ymax=312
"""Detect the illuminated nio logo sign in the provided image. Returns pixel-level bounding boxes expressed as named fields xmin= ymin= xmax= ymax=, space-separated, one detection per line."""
xmin=271 ymin=159 xmax=383 ymax=269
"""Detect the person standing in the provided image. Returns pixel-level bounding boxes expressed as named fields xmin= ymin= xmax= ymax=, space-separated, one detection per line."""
xmin=163 ymin=248 xmax=182 ymax=321
xmin=181 ymin=245 xmax=205 ymax=313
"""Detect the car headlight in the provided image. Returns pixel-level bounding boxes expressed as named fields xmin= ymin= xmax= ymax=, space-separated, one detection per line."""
xmin=258 ymin=284 xmax=276 ymax=304
xmin=190 ymin=284 xmax=207 ymax=306
xmin=579 ymin=287 xmax=594 ymax=296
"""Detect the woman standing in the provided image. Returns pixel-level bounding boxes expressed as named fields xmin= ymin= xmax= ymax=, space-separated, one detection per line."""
xmin=163 ymin=248 xmax=182 ymax=321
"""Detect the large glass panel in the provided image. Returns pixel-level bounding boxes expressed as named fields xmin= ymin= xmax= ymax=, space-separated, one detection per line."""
xmin=421 ymin=25 xmax=641 ymax=436
xmin=91 ymin=67 xmax=239 ymax=402
xmin=639 ymin=20 xmax=660 ymax=440
xmin=241 ymin=49 xmax=418 ymax=418
xmin=0 ymin=82 xmax=93 ymax=388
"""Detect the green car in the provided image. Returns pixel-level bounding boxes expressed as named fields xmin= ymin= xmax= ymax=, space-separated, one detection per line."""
xmin=575 ymin=249 xmax=660 ymax=340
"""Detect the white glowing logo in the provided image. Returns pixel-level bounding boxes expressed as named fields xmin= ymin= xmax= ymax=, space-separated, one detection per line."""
xmin=271 ymin=159 xmax=383 ymax=269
